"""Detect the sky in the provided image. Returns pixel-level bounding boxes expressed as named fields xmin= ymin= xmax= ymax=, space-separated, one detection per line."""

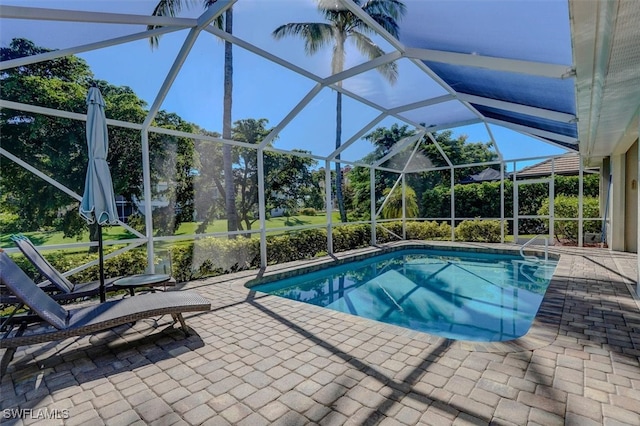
xmin=0 ymin=0 xmax=570 ymax=171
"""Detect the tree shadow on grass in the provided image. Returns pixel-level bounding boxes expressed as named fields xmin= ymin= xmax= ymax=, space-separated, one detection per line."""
xmin=284 ymin=217 xmax=309 ymax=226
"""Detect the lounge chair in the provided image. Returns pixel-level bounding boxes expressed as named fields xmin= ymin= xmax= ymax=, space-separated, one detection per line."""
xmin=7 ymin=235 xmax=175 ymax=302
xmin=0 ymin=252 xmax=210 ymax=375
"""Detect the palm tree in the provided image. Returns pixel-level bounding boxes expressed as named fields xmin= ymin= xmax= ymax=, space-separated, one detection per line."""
xmin=381 ymin=185 xmax=418 ymax=219
xmin=149 ymin=0 xmax=239 ymax=235
xmin=273 ymin=0 xmax=406 ymax=223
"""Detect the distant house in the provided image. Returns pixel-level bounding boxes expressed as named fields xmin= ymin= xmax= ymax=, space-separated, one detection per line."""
xmin=514 ymin=156 xmax=596 ymax=178
xmin=460 ymin=167 xmax=502 ymax=184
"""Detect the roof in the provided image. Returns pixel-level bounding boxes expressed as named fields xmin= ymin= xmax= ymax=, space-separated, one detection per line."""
xmin=571 ymin=0 xmax=640 ymax=164
xmin=460 ymin=167 xmax=502 ymax=184
xmin=515 ymin=156 xmax=594 ymax=178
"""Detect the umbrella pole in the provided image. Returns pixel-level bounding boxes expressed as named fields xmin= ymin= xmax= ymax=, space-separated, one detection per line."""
xmin=98 ymin=225 xmax=106 ymax=303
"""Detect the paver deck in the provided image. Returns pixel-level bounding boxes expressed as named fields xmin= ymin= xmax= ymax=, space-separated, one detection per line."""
xmin=1 ymin=242 xmax=639 ymax=425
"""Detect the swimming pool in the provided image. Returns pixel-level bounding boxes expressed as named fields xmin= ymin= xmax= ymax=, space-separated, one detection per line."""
xmin=251 ymin=248 xmax=557 ymax=342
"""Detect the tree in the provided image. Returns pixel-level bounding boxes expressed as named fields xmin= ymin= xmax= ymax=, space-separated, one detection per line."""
xmin=149 ymin=0 xmax=239 ymax=236
xmin=0 ymin=38 xmax=196 ymax=238
xmin=231 ymin=118 xmax=318 ymax=231
xmin=347 ymin=124 xmax=499 ymax=218
xmin=381 ymin=185 xmax=418 ymax=219
xmin=193 ymin=129 xmax=226 ymax=232
xmin=151 ymin=111 xmax=197 ymax=235
xmin=421 ymin=130 xmax=498 ymax=186
xmin=273 ymin=0 xmax=406 ymax=223
xmin=348 ymin=123 xmax=417 ymax=218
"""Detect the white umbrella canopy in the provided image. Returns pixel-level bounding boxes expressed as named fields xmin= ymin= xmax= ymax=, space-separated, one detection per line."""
xmin=79 ymin=85 xmax=118 ymax=302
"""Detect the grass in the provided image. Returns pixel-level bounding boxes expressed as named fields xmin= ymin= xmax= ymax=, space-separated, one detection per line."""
xmin=3 ymin=214 xmax=547 ymax=249
xmin=1 ymin=212 xmax=342 ymax=249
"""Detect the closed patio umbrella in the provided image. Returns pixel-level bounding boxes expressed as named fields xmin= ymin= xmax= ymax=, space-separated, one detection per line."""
xmin=79 ymin=85 xmax=118 ymax=303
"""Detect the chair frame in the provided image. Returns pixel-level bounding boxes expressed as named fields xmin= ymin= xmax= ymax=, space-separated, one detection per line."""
xmin=0 ymin=252 xmax=209 ymax=375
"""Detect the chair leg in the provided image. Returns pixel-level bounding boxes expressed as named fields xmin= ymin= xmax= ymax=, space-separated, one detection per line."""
xmin=0 ymin=321 xmax=27 ymax=376
xmin=0 ymin=347 xmax=16 ymax=376
xmin=172 ymin=313 xmax=191 ymax=337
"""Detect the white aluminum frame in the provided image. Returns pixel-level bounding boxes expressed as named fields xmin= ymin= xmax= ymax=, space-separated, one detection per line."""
xmin=0 ymin=1 xmax=592 ymax=275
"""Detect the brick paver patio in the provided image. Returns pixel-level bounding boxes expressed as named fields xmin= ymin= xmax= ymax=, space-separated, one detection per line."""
xmin=1 ymin=242 xmax=638 ymax=425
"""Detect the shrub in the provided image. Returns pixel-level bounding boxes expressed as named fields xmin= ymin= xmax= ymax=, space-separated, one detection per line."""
xmin=0 ymin=212 xmax=21 ymax=235
xmin=376 ymin=222 xmax=403 ymax=243
xmin=299 ymin=208 xmax=317 ymax=216
xmin=170 ymin=244 xmax=196 ymax=282
xmin=455 ymin=219 xmax=503 ymax=242
xmin=9 ymin=248 xmax=149 ymax=284
xmin=538 ymin=195 xmax=600 ymax=242
xmin=267 ymin=228 xmax=326 ymax=264
xmin=126 ymin=213 xmax=146 ymax=234
xmin=375 ymin=220 xmax=452 ymax=243
xmin=421 ymin=173 xmax=600 ymax=223
xmin=405 ymin=221 xmax=451 ymax=240
xmin=333 ymin=224 xmax=371 ymax=252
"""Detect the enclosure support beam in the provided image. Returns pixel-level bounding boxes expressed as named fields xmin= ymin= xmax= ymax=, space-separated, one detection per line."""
xmin=485 ymin=123 xmax=504 ymax=162
xmin=579 ymin=156 xmax=584 ymax=247
xmin=402 ymin=174 xmax=407 ymax=240
xmin=0 ymin=148 xmax=82 ymax=202
xmin=372 ymin=132 xmax=422 ymax=167
xmin=404 ymin=47 xmax=573 ymax=79
xmin=426 ymin=133 xmax=454 ymax=168
xmin=259 ymin=84 xmax=323 ymax=149
xmin=513 ymin=162 xmax=518 ymax=243
xmin=550 ymin=159 xmax=555 ymax=244
xmin=0 ymin=5 xmax=197 ymax=26
xmin=485 ymin=118 xmax=578 ymax=145
xmin=142 ymin=1 xmax=234 ymax=130
xmin=376 ymin=174 xmax=403 ymax=218
xmin=326 ymin=160 xmax=334 ymax=255
xmin=610 ymin=154 xmax=626 ymax=251
xmin=458 ymin=94 xmax=577 ymax=123
xmin=500 ymin=161 xmax=505 ymax=243
xmin=258 ymin=149 xmax=267 ymax=268
xmin=0 ymin=27 xmax=180 ymax=71
xmin=328 ymin=113 xmax=386 ymax=161
xmin=370 ymin=167 xmax=376 ymax=245
xmin=140 ymin=130 xmax=154 ymax=273
xmin=450 ymin=168 xmax=455 ymax=241
xmin=422 ymin=119 xmax=483 ymax=134
xmin=375 ymin=142 xmax=421 ymax=220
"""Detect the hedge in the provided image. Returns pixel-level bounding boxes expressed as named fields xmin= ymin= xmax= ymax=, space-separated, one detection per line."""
xmin=538 ymin=195 xmax=600 ymax=242
xmin=421 ymin=174 xmax=600 ymax=221
xmin=6 ymin=219 xmax=526 ymax=285
xmin=454 ymin=219 xmax=503 ymax=243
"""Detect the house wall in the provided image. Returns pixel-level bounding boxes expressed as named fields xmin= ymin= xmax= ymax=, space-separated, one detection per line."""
xmin=624 ymin=140 xmax=638 ymax=253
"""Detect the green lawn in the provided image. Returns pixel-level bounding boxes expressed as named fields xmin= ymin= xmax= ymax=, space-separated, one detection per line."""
xmin=1 ymin=212 xmax=342 ymax=249
xmin=2 ymin=215 xmax=543 ymax=249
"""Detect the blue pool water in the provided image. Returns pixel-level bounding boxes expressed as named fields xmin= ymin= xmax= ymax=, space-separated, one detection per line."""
xmin=252 ymin=249 xmax=557 ymax=342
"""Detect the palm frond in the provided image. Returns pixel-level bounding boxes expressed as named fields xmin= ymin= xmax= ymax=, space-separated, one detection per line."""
xmin=350 ymin=31 xmax=398 ymax=84
xmin=362 ymin=0 xmax=406 ymax=21
xmin=361 ymin=0 xmax=406 ymax=37
xmin=147 ymin=0 xmax=203 ymax=49
xmin=366 ymin=13 xmax=400 ymax=37
xmin=204 ymin=0 xmax=225 ymax=30
xmin=272 ymin=23 xmax=334 ymax=56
